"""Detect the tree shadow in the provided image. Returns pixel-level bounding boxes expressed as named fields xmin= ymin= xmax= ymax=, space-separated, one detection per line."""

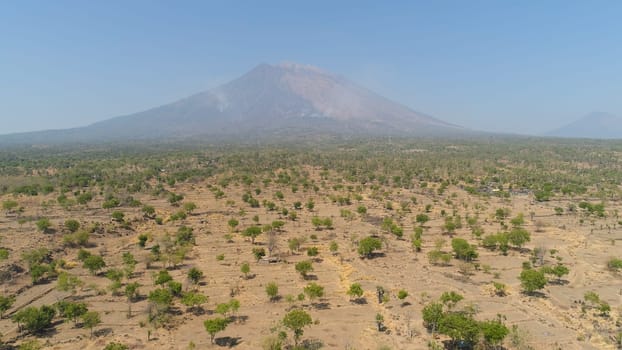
xmin=303 ymin=274 xmax=318 ymax=281
xmin=215 ymin=336 xmax=242 ymax=347
xmin=301 ymin=338 xmax=324 ymax=350
xmin=370 ymin=252 xmax=386 ymax=259
xmin=312 ymin=302 xmax=331 ymax=310
xmin=521 ymin=291 xmax=547 ymax=298
xmin=231 ymin=315 xmax=249 ymax=324
xmin=549 ymin=279 xmax=569 ymax=286
xmin=441 ymin=339 xmax=478 ymax=350
xmin=94 ymin=327 xmax=113 ymax=337
xmin=351 ymin=298 xmax=367 ymax=305
xmin=168 ymin=307 xmax=184 ymax=316
xmin=515 ymin=247 xmax=531 ymax=254
xmin=188 ymin=306 xmax=206 ymax=316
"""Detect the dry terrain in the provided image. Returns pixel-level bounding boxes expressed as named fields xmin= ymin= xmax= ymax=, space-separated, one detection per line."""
xmin=0 ymin=145 xmax=621 ymax=350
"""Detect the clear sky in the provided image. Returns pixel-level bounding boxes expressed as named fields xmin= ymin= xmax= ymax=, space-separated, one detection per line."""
xmin=1 ymin=1 xmax=621 ymax=135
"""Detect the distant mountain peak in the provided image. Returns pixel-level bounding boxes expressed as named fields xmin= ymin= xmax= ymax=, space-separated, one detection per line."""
xmin=0 ymin=62 xmax=467 ymax=144
xmin=547 ymin=112 xmax=622 ymax=139
xmin=276 ymin=61 xmax=326 ymax=73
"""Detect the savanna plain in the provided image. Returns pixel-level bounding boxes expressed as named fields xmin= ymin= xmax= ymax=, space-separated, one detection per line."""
xmin=0 ymin=138 xmax=620 ymax=350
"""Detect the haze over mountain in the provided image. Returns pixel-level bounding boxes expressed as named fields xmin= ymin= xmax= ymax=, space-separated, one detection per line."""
xmin=0 ymin=63 xmax=466 ymax=145
xmin=546 ymin=112 xmax=622 ymax=139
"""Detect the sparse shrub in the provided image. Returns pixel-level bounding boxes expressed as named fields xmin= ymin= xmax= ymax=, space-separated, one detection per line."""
xmin=266 ymin=282 xmax=279 ymax=302
xmin=295 ymin=260 xmax=313 ymax=279
xmin=607 ymin=257 xmax=622 ymax=272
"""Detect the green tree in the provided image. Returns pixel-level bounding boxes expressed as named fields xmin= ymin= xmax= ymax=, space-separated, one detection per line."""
xmin=13 ymin=305 xmax=56 ymax=334
xmin=438 ymin=312 xmax=480 ymax=346
xmin=2 ymin=199 xmax=19 ymax=214
xmin=451 ymin=238 xmax=478 ymax=261
xmin=227 ymin=218 xmax=239 ymax=232
xmin=0 ymin=248 xmax=8 ymax=260
xmin=76 ymin=192 xmax=93 ymax=205
xmin=124 ymin=282 xmax=140 ymax=318
xmin=111 ymin=210 xmax=125 ymax=222
xmin=183 ymin=202 xmax=197 ymax=214
xmin=181 ymin=291 xmax=208 ymax=312
xmin=252 ymin=247 xmax=266 ymax=261
xmin=35 ymin=218 xmax=51 ymax=233
xmin=357 ymin=205 xmax=367 ymax=215
xmin=228 ymin=299 xmax=240 ymax=319
xmin=440 ymin=291 xmax=463 ymax=309
xmin=62 ymin=230 xmax=90 ymax=247
xmin=0 ymin=295 xmax=15 ymax=318
xmin=142 ymin=205 xmax=156 ymax=218
xmin=303 ymin=283 xmax=324 ymax=302
xmin=174 ymin=225 xmax=195 ymax=246
xmin=266 ymin=282 xmax=279 ymax=302
xmin=104 ymin=342 xmax=129 ymax=350
xmin=240 ymin=262 xmax=251 ymax=279
xmin=288 ymin=237 xmax=302 ymax=253
xmin=306 ymin=246 xmax=319 ymax=258
xmin=148 ymin=288 xmax=173 ymax=320
xmin=167 ymin=281 xmax=182 ymax=297
xmin=480 ymin=319 xmax=509 ymax=349
xmin=606 ymin=257 xmax=622 ymax=272
xmin=187 ymin=267 xmax=204 ymax=287
xmin=18 ymin=340 xmax=42 ymax=350
xmin=105 ymin=268 xmax=124 ymax=295
xmin=422 ymin=302 xmax=444 ymax=332
xmin=81 ymin=311 xmax=101 ymax=337
xmin=295 ymin=260 xmax=313 ymax=279
xmin=243 ymin=226 xmax=262 ymax=244
xmin=519 ymin=269 xmax=547 ymax=294
xmin=508 ymin=228 xmax=531 ymax=249
xmin=550 ymin=264 xmax=569 ymax=283
xmin=56 ymin=301 xmax=88 ymax=325
xmin=138 ymin=234 xmax=149 ymax=247
xmin=347 ymin=283 xmax=364 ymax=301
xmin=215 ymin=302 xmax=231 ymax=317
xmin=56 ymin=272 xmax=82 ymax=293
xmin=282 ymin=309 xmax=312 ymax=346
xmin=122 ymin=252 xmax=137 ymax=278
xmin=375 ymin=313 xmax=384 ymax=332
xmin=510 ymin=213 xmax=525 ymax=227
xmin=357 ymin=236 xmax=382 ymax=259
xmin=271 ymin=220 xmax=285 ymax=231
xmin=154 ymin=270 xmax=172 ymax=286
xmin=64 ymin=219 xmax=80 ymax=232
xmin=29 ymin=263 xmax=50 ymax=284
xmin=495 ymin=208 xmax=510 ymax=221
xmin=204 ymin=318 xmax=229 ymax=344
xmin=83 ymin=254 xmax=106 ymax=275
xmin=416 ymin=213 xmax=430 ymax=225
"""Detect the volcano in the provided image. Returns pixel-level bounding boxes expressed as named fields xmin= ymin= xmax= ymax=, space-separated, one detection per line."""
xmin=1 ymin=62 xmax=465 ymax=144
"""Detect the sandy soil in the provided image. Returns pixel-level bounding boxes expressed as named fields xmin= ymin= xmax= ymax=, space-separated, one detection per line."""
xmin=0 ymin=170 xmax=621 ymax=349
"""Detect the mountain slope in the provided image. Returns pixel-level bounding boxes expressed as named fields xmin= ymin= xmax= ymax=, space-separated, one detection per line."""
xmin=546 ymin=112 xmax=622 ymax=139
xmin=0 ymin=63 xmax=465 ymax=145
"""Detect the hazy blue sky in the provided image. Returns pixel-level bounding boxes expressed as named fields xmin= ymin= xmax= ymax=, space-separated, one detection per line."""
xmin=1 ymin=1 xmax=621 ymax=135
